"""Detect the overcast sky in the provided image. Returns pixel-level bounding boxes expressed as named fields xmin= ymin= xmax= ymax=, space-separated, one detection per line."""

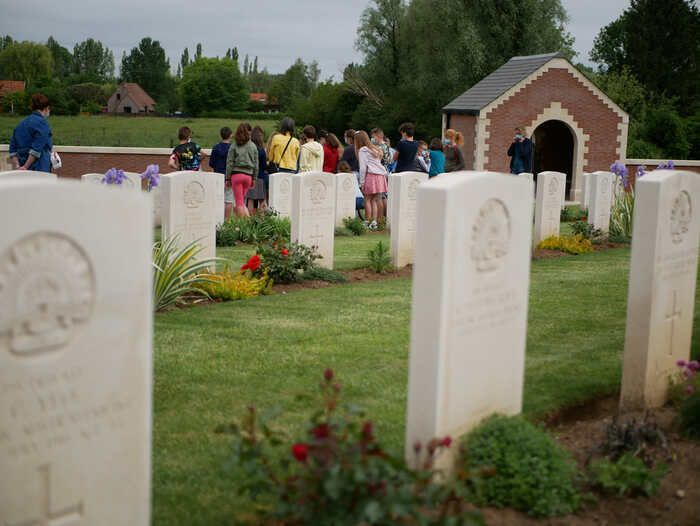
xmin=0 ymin=0 xmax=630 ymax=79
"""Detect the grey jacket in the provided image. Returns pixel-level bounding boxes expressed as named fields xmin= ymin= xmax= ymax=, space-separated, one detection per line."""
xmin=225 ymin=140 xmax=259 ymax=180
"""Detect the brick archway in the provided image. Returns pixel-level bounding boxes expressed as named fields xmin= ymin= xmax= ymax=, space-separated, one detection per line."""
xmin=526 ymin=102 xmax=589 ymax=201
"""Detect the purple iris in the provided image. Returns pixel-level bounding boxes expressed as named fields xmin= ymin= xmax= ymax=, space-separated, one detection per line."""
xmin=140 ymin=164 xmax=160 ymax=191
xmin=610 ymin=160 xmax=628 ymax=187
xmin=656 ymin=160 xmax=674 ymax=170
xmin=636 ymin=165 xmax=646 ymax=179
xmin=102 ymin=167 xmax=127 ymax=186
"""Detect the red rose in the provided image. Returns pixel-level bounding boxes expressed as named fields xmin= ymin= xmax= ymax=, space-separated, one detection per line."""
xmin=311 ymin=423 xmax=331 ymax=440
xmin=281 ymin=248 xmax=289 ymax=256
xmin=441 ymin=436 xmax=452 ymax=448
xmin=291 ymin=443 xmax=309 ymax=462
xmin=241 ymin=254 xmax=262 ymax=272
xmin=324 ymin=368 xmax=334 ymax=382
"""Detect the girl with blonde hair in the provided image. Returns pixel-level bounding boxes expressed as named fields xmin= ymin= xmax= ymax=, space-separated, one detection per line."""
xmin=443 ymin=128 xmax=466 ymax=172
xmin=355 ymin=130 xmax=386 ymax=230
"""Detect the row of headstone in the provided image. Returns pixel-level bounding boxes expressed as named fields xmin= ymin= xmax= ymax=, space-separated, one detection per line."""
xmin=0 ymin=176 xmax=152 ymax=524
xmin=405 ymin=167 xmax=699 ymax=469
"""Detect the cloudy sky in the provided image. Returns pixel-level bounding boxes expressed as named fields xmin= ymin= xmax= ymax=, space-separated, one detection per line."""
xmin=1 ymin=0 xmax=630 ymax=79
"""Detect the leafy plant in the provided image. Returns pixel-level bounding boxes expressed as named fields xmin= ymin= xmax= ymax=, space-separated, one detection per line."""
xmin=569 ymin=221 xmax=605 ymax=244
xmin=537 ymin=235 xmax=594 ymax=255
xmin=596 ymin=414 xmax=668 ymax=465
xmin=463 ymin=415 xmax=580 ymax=517
xmin=254 ymin=241 xmax=320 ymax=284
xmin=216 ymin=210 xmax=290 ymax=246
xmin=195 ymin=265 xmax=272 ymax=301
xmin=343 ymin=216 xmax=367 ymax=236
xmin=218 ymin=369 xmax=483 ymax=525
xmin=302 ymin=266 xmax=348 ymax=284
xmin=590 ymin=453 xmax=667 ymax=497
xmin=609 ymin=190 xmax=635 ymax=241
xmin=560 ymin=206 xmax=587 ymax=222
xmin=670 ymin=360 xmax=700 ymax=440
xmin=152 ymin=236 xmax=217 ymax=311
xmin=367 ymin=241 xmax=393 ymax=273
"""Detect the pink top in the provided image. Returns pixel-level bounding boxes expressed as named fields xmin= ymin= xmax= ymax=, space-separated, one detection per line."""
xmin=358 ymin=146 xmax=387 ymax=176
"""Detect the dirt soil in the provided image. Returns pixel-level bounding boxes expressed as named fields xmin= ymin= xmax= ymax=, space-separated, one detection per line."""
xmin=482 ymin=396 xmax=700 ymax=526
xmin=273 ymin=266 xmax=413 ymax=294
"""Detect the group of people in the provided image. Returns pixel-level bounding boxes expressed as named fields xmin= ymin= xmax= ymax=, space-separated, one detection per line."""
xmin=168 ymin=117 xmax=471 ymax=227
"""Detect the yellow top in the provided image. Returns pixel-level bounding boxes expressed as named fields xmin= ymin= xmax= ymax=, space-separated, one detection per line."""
xmin=268 ymin=133 xmax=300 ymax=171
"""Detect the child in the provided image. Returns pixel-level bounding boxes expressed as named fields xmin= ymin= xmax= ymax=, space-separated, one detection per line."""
xmin=169 ymin=126 xmax=206 ymax=171
xmin=428 ymin=138 xmax=445 ymax=177
xmin=356 ymin=130 xmax=387 ymax=230
xmin=414 ymin=140 xmax=431 ymax=173
xmin=299 ymin=125 xmax=324 ymax=172
xmin=443 ymin=129 xmax=465 ymax=172
xmin=209 ymin=127 xmax=232 ymax=218
xmin=393 ymin=122 xmax=418 ymax=173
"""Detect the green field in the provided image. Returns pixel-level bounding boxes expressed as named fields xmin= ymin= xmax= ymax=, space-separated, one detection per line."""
xmin=151 ymin=243 xmax=700 ymax=525
xmin=0 ymin=115 xmax=277 ymax=148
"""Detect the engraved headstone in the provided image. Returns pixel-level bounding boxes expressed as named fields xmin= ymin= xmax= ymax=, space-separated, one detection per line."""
xmin=534 ymin=171 xmax=565 ymax=245
xmin=214 ymin=173 xmax=225 ymax=226
xmin=81 ymin=172 xmax=142 ymax=191
xmin=405 ymin=172 xmax=533 ymax=467
xmin=588 ymin=171 xmax=614 ymax=233
xmin=291 ymin=173 xmax=336 ymax=268
xmin=0 ymin=178 xmax=152 ymax=525
xmin=269 ymin=172 xmax=293 ymax=218
xmin=388 ymin=172 xmax=428 ymax=268
xmin=620 ymin=170 xmax=700 ymax=410
xmin=0 ymin=170 xmax=57 ymax=180
xmin=151 ymin=183 xmax=163 ymax=227
xmin=161 ymin=171 xmax=218 ymax=260
xmin=517 ymin=172 xmax=534 ymax=184
xmin=335 ymin=172 xmax=357 ymax=228
xmin=581 ymin=172 xmax=592 ymax=209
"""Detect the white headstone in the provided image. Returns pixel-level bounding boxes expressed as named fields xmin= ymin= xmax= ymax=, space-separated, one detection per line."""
xmin=0 ymin=170 xmax=57 ymax=180
xmin=291 ymin=173 xmax=336 ymax=269
xmin=405 ymin=171 xmax=533 ymax=467
xmin=214 ymin=173 xmax=225 ymax=226
xmin=161 ymin=171 xmax=218 ymax=260
xmin=588 ymin=171 xmax=614 ymax=233
xmin=335 ymin=172 xmax=356 ymax=228
xmin=151 ymin=183 xmax=162 ymax=227
xmin=517 ymin=172 xmax=534 ymax=184
xmin=388 ymin=172 xmax=428 ymax=268
xmin=534 ymin=171 xmax=565 ymax=245
xmin=269 ymin=172 xmax=293 ymax=218
xmin=81 ymin=172 xmax=142 ymax=191
xmin=0 ymin=179 xmax=152 ymax=525
xmin=581 ymin=172 xmax=592 ymax=209
xmin=620 ymin=170 xmax=700 ymax=410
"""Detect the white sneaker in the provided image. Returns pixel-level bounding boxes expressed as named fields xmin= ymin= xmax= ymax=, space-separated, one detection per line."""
xmin=370 ymin=220 xmax=378 ymax=231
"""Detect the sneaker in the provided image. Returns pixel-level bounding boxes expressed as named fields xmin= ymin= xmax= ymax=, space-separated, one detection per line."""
xmin=369 ymin=220 xmax=378 ymax=231
xmin=363 ymin=220 xmax=370 ymax=229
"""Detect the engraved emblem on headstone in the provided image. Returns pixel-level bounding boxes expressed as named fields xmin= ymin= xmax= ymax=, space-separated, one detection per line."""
xmin=670 ymin=190 xmax=692 ymax=245
xmin=183 ymin=181 xmax=205 ymax=208
xmin=280 ymin=179 xmax=291 ymax=195
xmin=0 ymin=233 xmax=95 ymax=357
xmin=471 ymin=199 xmax=511 ymax=273
xmin=548 ymin=177 xmax=559 ymax=195
xmin=309 ymin=180 xmax=327 ymax=205
xmin=342 ymin=177 xmax=353 ymax=192
xmin=408 ymin=178 xmax=420 ymax=200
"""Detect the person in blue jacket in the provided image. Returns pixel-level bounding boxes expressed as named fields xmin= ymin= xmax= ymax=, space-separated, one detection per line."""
xmin=9 ymin=93 xmax=53 ymax=172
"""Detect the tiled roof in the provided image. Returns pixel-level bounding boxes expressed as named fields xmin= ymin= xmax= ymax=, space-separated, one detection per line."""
xmin=120 ymin=83 xmax=156 ymax=108
xmin=443 ymin=53 xmax=564 ymax=114
xmin=0 ymin=80 xmax=26 ymax=98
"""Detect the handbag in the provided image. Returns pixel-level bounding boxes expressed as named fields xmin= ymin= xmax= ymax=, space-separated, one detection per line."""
xmin=267 ymin=136 xmax=293 ymax=174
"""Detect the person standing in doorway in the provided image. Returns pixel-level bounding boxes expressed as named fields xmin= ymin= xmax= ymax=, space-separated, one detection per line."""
xmin=9 ymin=93 xmax=53 ymax=172
xmin=443 ymin=129 xmax=465 ymax=172
xmin=507 ymin=126 xmax=533 ymax=174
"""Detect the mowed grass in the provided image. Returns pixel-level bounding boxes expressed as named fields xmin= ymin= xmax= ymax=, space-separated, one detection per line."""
xmin=0 ymin=115 xmax=276 ymax=148
xmin=152 ymin=246 xmax=700 ymax=525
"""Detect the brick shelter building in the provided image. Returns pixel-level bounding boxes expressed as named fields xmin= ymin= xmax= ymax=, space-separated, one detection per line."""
xmin=107 ymin=83 xmax=156 ymax=114
xmin=442 ymin=53 xmax=629 ymax=201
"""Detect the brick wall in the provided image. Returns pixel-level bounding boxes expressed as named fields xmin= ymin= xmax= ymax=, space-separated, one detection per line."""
xmin=446 ymin=114 xmax=476 ymax=169
xmin=483 ymin=68 xmax=622 ymax=174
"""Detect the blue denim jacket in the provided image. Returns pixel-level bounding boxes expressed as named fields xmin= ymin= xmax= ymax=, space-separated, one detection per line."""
xmin=9 ymin=111 xmax=53 ymax=172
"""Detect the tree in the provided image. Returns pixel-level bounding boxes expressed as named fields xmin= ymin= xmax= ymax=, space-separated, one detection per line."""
xmin=252 ymin=56 xmax=258 ymax=75
xmin=243 ymin=54 xmax=250 ymax=76
xmin=120 ymin=37 xmax=171 ymax=101
xmin=180 ymin=47 xmax=190 ymax=72
xmin=591 ymin=0 xmax=700 ymax=114
xmin=46 ymin=36 xmax=72 ymax=79
xmin=195 ymin=43 xmax=202 ymax=61
xmin=269 ymin=59 xmax=314 ymax=110
xmin=72 ymin=38 xmax=114 ymax=82
xmin=0 ymin=35 xmax=14 ymax=52
xmin=0 ymin=41 xmax=53 ymax=86
xmin=180 ymin=57 xmax=248 ymax=115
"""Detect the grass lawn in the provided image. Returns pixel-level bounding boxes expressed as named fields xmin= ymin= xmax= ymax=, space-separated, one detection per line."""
xmin=152 ymin=246 xmax=700 ymax=525
xmin=0 ymin=115 xmax=276 ymax=148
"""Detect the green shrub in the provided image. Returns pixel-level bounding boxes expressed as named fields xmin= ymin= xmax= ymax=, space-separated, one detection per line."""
xmin=463 ymin=415 xmax=580 ymax=517
xmin=254 ymin=241 xmax=320 ymax=284
xmin=560 ymin=206 xmax=587 ymax=222
xmin=569 ymin=221 xmax=605 ymax=244
xmin=597 ymin=415 xmax=667 ymax=464
xmin=537 ymin=235 xmax=594 ymax=255
xmin=152 ymin=236 xmax=217 ymax=311
xmin=343 ymin=216 xmax=367 ymax=236
xmin=590 ymin=453 xmax=667 ymax=497
xmin=195 ymin=265 xmax=272 ymax=301
xmin=671 ymin=360 xmax=700 ymax=440
xmin=302 ymin=266 xmax=348 ymax=284
xmin=367 ymin=241 xmax=393 ymax=273
xmin=216 ymin=210 xmax=290 ymax=246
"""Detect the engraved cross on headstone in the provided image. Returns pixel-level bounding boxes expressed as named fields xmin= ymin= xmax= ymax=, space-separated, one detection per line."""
xmin=6 ymin=465 xmax=83 ymax=526
xmin=665 ymin=290 xmax=682 ymax=356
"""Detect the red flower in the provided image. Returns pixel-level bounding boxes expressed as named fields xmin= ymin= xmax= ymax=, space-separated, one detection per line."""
xmin=241 ymin=254 xmax=262 ymax=272
xmin=311 ymin=423 xmax=331 ymax=440
xmin=441 ymin=436 xmax=453 ymax=448
xmin=291 ymin=443 xmax=309 ymax=462
xmin=361 ymin=421 xmax=374 ymax=441
xmin=324 ymin=368 xmax=334 ymax=382
xmin=281 ymin=248 xmax=289 ymax=256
